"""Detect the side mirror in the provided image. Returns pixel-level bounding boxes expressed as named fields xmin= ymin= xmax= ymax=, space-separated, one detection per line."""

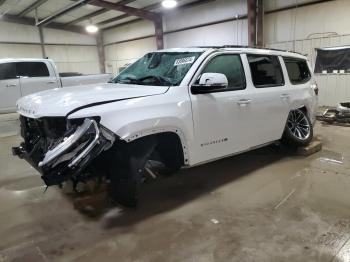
xmin=191 ymin=73 xmax=228 ymax=94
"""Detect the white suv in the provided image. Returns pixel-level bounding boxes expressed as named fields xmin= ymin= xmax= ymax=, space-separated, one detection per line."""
xmin=13 ymin=46 xmax=318 ymax=206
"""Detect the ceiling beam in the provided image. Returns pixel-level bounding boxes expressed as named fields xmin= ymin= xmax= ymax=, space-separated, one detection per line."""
xmin=88 ymin=0 xmax=159 ymax=22
xmin=265 ymin=0 xmax=335 ymax=14
xmin=96 ymin=2 xmax=160 ymax=26
xmin=102 ymin=17 xmax=143 ymax=30
xmin=96 ymin=13 xmax=129 ymax=26
xmin=17 ymin=0 xmax=49 ymax=17
xmin=65 ymin=0 xmax=136 ymax=26
xmin=101 ymin=0 xmax=214 ymax=31
xmin=36 ymin=0 xmax=93 ymax=26
xmin=1 ymin=14 xmax=87 ymax=34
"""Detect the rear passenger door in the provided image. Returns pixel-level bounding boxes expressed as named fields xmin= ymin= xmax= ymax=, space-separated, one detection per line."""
xmin=282 ymin=57 xmax=316 ymax=119
xmin=243 ymin=54 xmax=291 ymax=146
xmin=0 ymin=63 xmax=21 ymax=112
xmin=17 ymin=61 xmax=59 ymax=96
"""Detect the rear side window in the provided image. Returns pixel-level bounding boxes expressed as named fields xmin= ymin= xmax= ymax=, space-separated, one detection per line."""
xmin=283 ymin=57 xmax=311 ymax=84
xmin=247 ymin=55 xmax=284 ymax=88
xmin=0 ymin=63 xmax=17 ymax=80
xmin=16 ymin=62 xmax=49 ymax=77
xmin=200 ymin=54 xmax=246 ymax=91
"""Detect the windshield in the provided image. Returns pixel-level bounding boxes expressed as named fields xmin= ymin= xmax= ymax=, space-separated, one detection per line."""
xmin=112 ymin=52 xmax=203 ymax=86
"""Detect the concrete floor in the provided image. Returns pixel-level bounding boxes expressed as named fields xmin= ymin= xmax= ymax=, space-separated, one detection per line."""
xmin=0 ymin=115 xmax=349 ymax=262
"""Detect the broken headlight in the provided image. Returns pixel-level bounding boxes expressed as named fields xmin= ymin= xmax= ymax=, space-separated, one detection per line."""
xmin=38 ymin=118 xmax=115 ymax=186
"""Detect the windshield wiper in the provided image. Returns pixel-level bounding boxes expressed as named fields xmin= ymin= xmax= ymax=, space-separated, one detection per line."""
xmin=115 ymin=77 xmax=143 ymax=84
xmin=114 ymin=75 xmax=172 ymax=86
xmin=137 ymin=75 xmax=172 ymax=86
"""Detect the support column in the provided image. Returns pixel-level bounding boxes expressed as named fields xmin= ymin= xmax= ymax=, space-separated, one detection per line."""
xmin=38 ymin=26 xmax=46 ymax=58
xmin=35 ymin=8 xmax=46 ymax=58
xmin=256 ymin=0 xmax=264 ymax=47
xmin=96 ymin=32 xmax=106 ymax=74
xmin=154 ymin=16 xmax=164 ymax=50
xmin=247 ymin=0 xmax=257 ymax=46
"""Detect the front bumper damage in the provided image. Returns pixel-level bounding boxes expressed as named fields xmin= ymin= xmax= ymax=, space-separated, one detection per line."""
xmin=13 ymin=117 xmax=115 ymax=186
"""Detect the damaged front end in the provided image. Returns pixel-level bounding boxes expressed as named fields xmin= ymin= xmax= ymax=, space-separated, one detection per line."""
xmin=12 ymin=116 xmax=115 ymax=187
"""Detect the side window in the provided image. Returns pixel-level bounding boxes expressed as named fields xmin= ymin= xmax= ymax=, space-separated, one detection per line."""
xmin=16 ymin=62 xmax=50 ymax=77
xmin=283 ymin=57 xmax=311 ymax=84
xmin=200 ymin=54 xmax=246 ymax=91
xmin=0 ymin=63 xmax=17 ymax=80
xmin=247 ymin=54 xmax=284 ymax=88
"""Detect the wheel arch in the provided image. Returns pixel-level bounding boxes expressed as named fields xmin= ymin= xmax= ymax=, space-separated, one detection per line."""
xmin=118 ymin=127 xmax=189 ymax=166
xmin=293 ymin=105 xmax=313 ymax=122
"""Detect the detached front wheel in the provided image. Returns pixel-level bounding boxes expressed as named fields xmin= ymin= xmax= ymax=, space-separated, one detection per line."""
xmin=282 ymin=109 xmax=313 ymax=147
xmin=109 ymin=137 xmax=156 ymax=207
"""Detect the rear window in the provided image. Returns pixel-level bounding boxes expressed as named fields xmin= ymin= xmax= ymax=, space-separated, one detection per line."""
xmin=283 ymin=57 xmax=311 ymax=84
xmin=0 ymin=63 xmax=17 ymax=80
xmin=16 ymin=62 xmax=49 ymax=77
xmin=247 ymin=54 xmax=284 ymax=88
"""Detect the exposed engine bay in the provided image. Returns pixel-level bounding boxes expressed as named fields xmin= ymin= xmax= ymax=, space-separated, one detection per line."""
xmin=12 ymin=116 xmax=115 ymax=188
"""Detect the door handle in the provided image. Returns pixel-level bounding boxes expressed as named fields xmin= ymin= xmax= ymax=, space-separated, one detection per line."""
xmin=280 ymin=94 xmax=290 ymax=99
xmin=47 ymin=81 xmax=56 ymax=84
xmin=237 ymin=99 xmax=252 ymax=106
xmin=6 ymin=84 xmax=17 ymax=87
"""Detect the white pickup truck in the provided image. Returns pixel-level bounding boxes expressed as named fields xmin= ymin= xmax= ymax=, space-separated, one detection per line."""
xmin=0 ymin=58 xmax=111 ymax=113
xmin=13 ymin=47 xmax=318 ymax=206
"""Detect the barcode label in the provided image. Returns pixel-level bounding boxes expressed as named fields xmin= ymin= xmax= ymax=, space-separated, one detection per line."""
xmin=174 ymin=56 xmax=196 ymax=66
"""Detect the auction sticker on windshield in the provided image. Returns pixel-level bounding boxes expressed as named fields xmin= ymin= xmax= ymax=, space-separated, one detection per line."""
xmin=174 ymin=56 xmax=196 ymax=66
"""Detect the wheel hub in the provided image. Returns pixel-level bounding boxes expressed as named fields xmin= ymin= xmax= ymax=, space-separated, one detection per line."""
xmin=287 ymin=110 xmax=311 ymax=140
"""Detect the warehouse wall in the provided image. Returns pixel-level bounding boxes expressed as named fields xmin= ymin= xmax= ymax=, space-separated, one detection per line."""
xmin=103 ymin=20 xmax=156 ymax=75
xmin=0 ymin=21 xmax=100 ymax=74
xmin=103 ymin=0 xmax=248 ymax=74
xmin=164 ymin=0 xmax=247 ymax=48
xmin=265 ymin=0 xmax=350 ymax=106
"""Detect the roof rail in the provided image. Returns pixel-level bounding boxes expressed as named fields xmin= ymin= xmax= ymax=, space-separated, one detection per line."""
xmin=191 ymin=45 xmax=303 ymax=55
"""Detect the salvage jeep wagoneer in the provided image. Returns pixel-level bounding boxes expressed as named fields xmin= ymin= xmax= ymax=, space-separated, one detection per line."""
xmin=13 ymin=46 xmax=318 ymax=206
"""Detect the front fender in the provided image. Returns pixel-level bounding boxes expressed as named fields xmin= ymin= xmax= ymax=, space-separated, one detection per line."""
xmin=67 ymin=92 xmax=194 ymax=165
xmin=115 ymin=119 xmax=190 ymax=165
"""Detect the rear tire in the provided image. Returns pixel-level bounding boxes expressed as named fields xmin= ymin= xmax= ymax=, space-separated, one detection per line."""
xmin=282 ymin=109 xmax=313 ymax=147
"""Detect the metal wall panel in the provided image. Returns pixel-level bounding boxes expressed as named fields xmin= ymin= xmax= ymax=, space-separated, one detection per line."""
xmin=0 ymin=44 xmax=42 ymax=58
xmin=104 ymin=37 xmax=156 ymax=74
xmin=45 ymin=45 xmax=100 ymax=74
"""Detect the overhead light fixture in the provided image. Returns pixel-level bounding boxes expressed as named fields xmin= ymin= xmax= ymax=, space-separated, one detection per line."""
xmin=85 ymin=24 xmax=98 ymax=33
xmin=162 ymin=0 xmax=177 ymax=9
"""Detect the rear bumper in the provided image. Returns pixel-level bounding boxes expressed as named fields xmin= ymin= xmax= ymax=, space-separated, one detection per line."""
xmin=13 ymin=118 xmax=115 ymax=186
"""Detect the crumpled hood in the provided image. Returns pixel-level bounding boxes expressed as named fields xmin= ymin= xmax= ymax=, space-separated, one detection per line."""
xmin=16 ymin=83 xmax=169 ymax=118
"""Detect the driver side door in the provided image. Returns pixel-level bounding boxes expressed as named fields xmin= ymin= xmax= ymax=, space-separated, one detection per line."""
xmin=189 ymin=53 xmax=252 ymax=164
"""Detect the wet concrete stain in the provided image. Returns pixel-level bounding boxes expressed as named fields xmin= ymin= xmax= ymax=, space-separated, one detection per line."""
xmin=0 ymin=122 xmax=349 ymax=262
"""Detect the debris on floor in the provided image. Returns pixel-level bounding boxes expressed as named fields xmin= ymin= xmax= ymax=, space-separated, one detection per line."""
xmin=210 ymin=218 xmax=220 ymax=224
xmin=317 ymin=102 xmax=350 ymax=125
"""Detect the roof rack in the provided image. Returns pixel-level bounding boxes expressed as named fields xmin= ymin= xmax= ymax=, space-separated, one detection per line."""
xmin=192 ymin=45 xmax=303 ymax=55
